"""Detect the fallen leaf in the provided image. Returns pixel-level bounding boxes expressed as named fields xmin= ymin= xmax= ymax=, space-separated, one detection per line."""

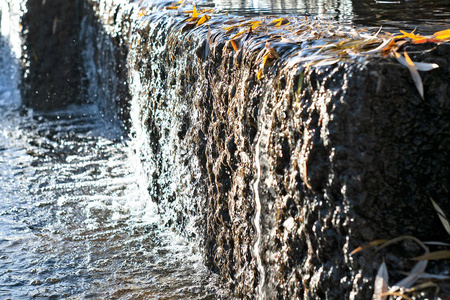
xmin=434 ymin=29 xmax=450 ymax=40
xmin=406 ymin=281 xmax=440 ymax=294
xmin=411 ymin=250 xmax=450 ymax=261
xmin=365 ymin=38 xmax=393 ymax=53
xmin=272 ymin=17 xmax=290 ymax=27
xmin=412 ymin=38 xmax=443 ymax=44
xmin=230 ymin=39 xmax=238 ymax=51
xmin=197 ymin=14 xmax=210 ymax=26
xmin=350 ymin=239 xmax=388 ymax=255
xmin=376 ymin=235 xmax=428 ymax=253
xmin=430 ymin=198 xmax=450 ymax=236
xmin=423 ymin=241 xmax=450 ymax=247
xmin=399 ymin=30 xmax=425 ymax=41
xmin=192 ymin=5 xmax=198 ymax=19
xmin=379 ymin=292 xmax=413 ymax=300
xmin=373 ymin=261 xmax=389 ymax=300
xmin=394 ymin=51 xmax=423 ymax=99
xmin=390 ymin=260 xmax=428 ymax=291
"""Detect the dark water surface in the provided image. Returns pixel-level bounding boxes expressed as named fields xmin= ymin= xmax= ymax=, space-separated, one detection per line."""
xmin=210 ymin=0 xmax=450 ymax=33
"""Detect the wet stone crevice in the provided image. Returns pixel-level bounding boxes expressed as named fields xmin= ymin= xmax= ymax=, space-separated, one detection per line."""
xmin=20 ymin=0 xmax=450 ymax=299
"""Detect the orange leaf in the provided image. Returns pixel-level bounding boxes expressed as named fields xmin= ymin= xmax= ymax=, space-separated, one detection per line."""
xmin=412 ymin=38 xmax=443 ymax=44
xmin=399 ymin=30 xmax=425 ymax=40
xmin=350 ymin=239 xmax=388 ymax=256
xmin=166 ymin=6 xmax=178 ymax=10
xmin=230 ymin=40 xmax=238 ymax=51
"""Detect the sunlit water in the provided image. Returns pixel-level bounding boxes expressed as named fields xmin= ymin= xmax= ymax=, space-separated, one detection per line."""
xmin=0 ymin=25 xmax=226 ymax=300
xmin=210 ymin=0 xmax=450 ymax=33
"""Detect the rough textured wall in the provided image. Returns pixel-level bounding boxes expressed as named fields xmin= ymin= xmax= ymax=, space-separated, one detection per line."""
xmin=124 ymin=7 xmax=450 ymax=298
xmin=20 ymin=0 xmax=450 ymax=298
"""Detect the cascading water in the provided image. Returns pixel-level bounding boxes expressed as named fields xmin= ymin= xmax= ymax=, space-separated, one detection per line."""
xmin=2 ymin=0 xmax=450 ymax=298
xmin=0 ymin=2 xmax=226 ymax=299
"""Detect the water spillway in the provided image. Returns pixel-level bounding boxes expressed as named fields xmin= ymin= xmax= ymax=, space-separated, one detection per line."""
xmin=3 ymin=0 xmax=450 ymax=298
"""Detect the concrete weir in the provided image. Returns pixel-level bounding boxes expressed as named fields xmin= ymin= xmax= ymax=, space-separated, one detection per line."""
xmin=19 ymin=0 xmax=450 ymax=298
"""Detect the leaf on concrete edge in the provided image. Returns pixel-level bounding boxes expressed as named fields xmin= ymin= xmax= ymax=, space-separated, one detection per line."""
xmin=411 ymin=250 xmax=450 ymax=261
xmin=430 ymin=198 xmax=450 ymax=236
xmin=197 ymin=14 xmax=210 ymax=26
xmin=394 ymin=51 xmax=423 ymax=99
xmin=390 ymin=260 xmax=428 ymax=291
xmin=350 ymin=239 xmax=388 ymax=256
xmin=373 ymin=261 xmax=389 ymax=300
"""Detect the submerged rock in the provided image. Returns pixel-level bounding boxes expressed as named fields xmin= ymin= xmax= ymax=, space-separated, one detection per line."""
xmin=19 ymin=0 xmax=450 ymax=298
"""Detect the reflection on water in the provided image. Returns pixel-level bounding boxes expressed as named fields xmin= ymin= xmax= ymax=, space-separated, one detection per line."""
xmin=211 ymin=0 xmax=450 ymax=32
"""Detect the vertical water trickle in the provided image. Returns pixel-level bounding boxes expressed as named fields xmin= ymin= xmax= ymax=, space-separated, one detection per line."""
xmin=253 ymin=129 xmax=266 ymax=299
xmin=252 ymin=92 xmax=276 ymax=299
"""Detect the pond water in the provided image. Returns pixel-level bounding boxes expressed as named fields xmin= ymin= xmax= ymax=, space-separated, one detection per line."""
xmin=0 ymin=13 xmax=227 ymax=300
xmin=211 ymin=0 xmax=450 ymax=33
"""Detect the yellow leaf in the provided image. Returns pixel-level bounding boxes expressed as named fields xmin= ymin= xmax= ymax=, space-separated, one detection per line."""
xmin=192 ymin=5 xmax=198 ymax=19
xmin=411 ymin=250 xmax=450 ymax=261
xmin=230 ymin=30 xmax=246 ymax=40
xmin=257 ymin=68 xmax=263 ymax=80
xmin=197 ymin=14 xmax=210 ymax=26
xmin=399 ymin=30 xmax=425 ymax=40
xmin=272 ymin=17 xmax=289 ymax=27
xmin=166 ymin=6 xmax=178 ymax=10
xmin=250 ymin=21 xmax=262 ymax=30
xmin=433 ymin=28 xmax=450 ymax=40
